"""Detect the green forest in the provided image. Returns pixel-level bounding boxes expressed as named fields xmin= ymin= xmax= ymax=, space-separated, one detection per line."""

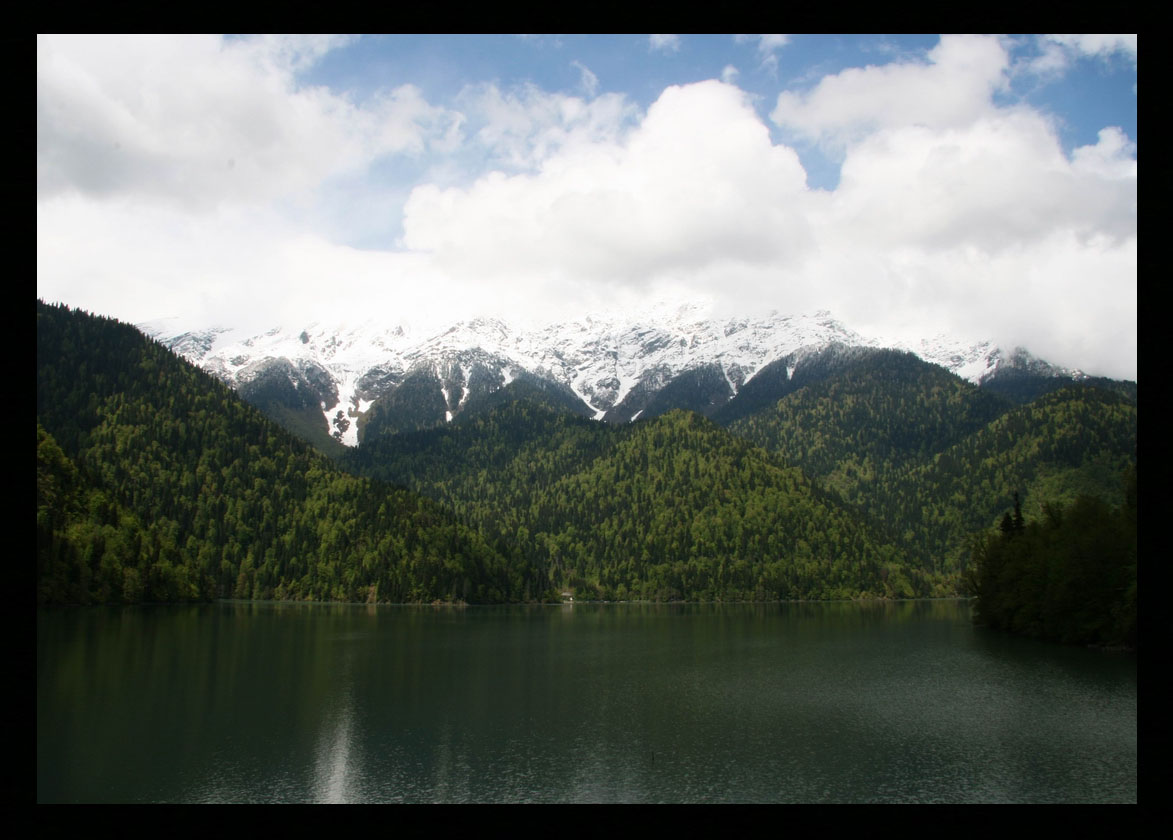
xmin=37 ymin=303 xmax=519 ymax=605
xmin=36 ymin=300 xmax=1137 ymax=640
xmin=966 ymin=474 xmax=1136 ymax=647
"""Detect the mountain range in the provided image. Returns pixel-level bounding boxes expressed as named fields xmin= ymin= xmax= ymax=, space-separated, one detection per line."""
xmin=39 ymin=300 xmax=1137 ymax=606
xmin=139 ymin=305 xmax=1098 ymax=449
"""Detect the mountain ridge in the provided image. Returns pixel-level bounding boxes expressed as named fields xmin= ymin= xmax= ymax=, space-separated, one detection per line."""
xmin=40 ymin=299 xmax=1137 ymax=606
xmin=140 ymin=307 xmax=1102 ymax=447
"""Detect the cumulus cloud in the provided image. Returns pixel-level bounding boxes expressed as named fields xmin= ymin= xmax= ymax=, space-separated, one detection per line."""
xmin=36 ymin=34 xmax=460 ymax=211
xmin=1071 ymin=127 xmax=1138 ymax=180
xmin=403 ymin=46 xmax=1135 ymax=376
xmin=772 ymin=34 xmax=1009 ymax=151
xmin=1024 ymin=38 xmax=1071 ymax=77
xmin=764 ymin=34 xmax=1136 ymax=377
xmin=829 ymin=112 xmax=1135 ymax=254
xmin=37 ymin=35 xmax=1136 ymax=380
xmin=402 ymin=80 xmax=812 ymax=306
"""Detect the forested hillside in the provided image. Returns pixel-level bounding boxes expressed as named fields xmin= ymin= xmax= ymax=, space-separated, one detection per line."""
xmin=36 ymin=301 xmax=519 ymax=605
xmin=350 ymin=402 xmax=937 ymax=600
xmin=966 ymin=468 xmax=1137 ymax=647
xmin=887 ymin=385 xmax=1137 ymax=567
xmin=37 ymin=300 xmax=1137 ymax=607
xmin=727 ymin=350 xmax=1010 ymax=503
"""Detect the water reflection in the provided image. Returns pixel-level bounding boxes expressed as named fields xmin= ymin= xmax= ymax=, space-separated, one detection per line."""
xmin=312 ymin=682 xmax=357 ymax=803
xmin=38 ymin=601 xmax=1135 ymax=803
xmin=432 ymin=721 xmax=473 ymax=802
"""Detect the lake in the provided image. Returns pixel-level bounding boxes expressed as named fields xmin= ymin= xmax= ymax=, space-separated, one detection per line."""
xmin=36 ymin=600 xmax=1136 ymax=803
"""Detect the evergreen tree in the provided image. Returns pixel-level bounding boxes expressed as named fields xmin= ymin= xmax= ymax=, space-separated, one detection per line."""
xmin=968 ymin=469 xmax=1136 ymax=647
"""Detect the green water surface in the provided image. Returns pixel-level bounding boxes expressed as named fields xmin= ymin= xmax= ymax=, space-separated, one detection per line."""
xmin=37 ymin=600 xmax=1136 ymax=803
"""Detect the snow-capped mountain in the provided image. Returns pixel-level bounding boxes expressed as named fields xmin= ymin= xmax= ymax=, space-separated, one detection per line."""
xmin=139 ymin=306 xmax=1087 ymax=447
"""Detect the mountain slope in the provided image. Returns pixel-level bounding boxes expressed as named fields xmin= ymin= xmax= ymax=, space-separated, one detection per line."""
xmin=722 ymin=347 xmax=1136 ymax=574
xmin=349 ymin=397 xmax=948 ymax=600
xmin=37 ymin=301 xmax=519 ymax=605
xmin=39 ymin=300 xmax=1136 ymax=606
xmin=895 ymin=384 xmax=1138 ymax=567
xmin=727 ymin=348 xmax=1012 ymax=500
xmin=142 ymin=306 xmax=1108 ymax=449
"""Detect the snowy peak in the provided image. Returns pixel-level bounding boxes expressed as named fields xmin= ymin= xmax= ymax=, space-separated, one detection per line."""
xmin=984 ymin=346 xmax=1085 ymax=382
xmin=139 ymin=307 xmax=1081 ymax=447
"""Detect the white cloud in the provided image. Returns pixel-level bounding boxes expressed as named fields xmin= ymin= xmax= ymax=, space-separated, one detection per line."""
xmin=830 ymin=112 xmax=1135 ymax=254
xmin=649 ymin=34 xmax=681 ymax=53
xmin=735 ymin=33 xmax=790 ymax=73
xmin=403 ymin=66 xmax=1135 ymax=377
xmin=1047 ymin=34 xmax=1137 ymax=62
xmin=786 ymin=61 xmax=1135 ymax=378
xmin=36 ymin=194 xmax=464 ymax=333
xmin=458 ymin=82 xmax=637 ymax=171
xmin=36 ymin=36 xmax=1137 ymax=380
xmin=812 ymin=229 xmax=1137 ymax=381
xmin=1071 ymin=127 xmax=1138 ymax=180
xmin=1024 ymin=38 xmax=1072 ymax=77
xmin=403 ymin=81 xmax=812 ymax=311
xmin=244 ymin=33 xmax=359 ymax=74
xmin=1025 ymin=34 xmax=1137 ymax=79
xmin=721 ymin=65 xmax=739 ymax=84
xmin=36 ymin=34 xmax=460 ymax=211
xmin=772 ymin=34 xmax=1009 ymax=151
xmin=571 ymin=60 xmax=600 ymax=98
xmin=757 ymin=34 xmax=790 ymax=54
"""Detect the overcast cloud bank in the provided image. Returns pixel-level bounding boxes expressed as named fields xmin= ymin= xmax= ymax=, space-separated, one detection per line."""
xmin=37 ymin=34 xmax=1137 ymax=380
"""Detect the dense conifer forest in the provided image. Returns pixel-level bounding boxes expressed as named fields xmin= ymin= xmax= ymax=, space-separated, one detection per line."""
xmin=349 ymin=402 xmax=932 ymax=600
xmin=37 ymin=302 xmax=519 ymax=605
xmin=966 ymin=470 xmax=1136 ymax=647
xmin=37 ymin=300 xmax=1137 ymax=620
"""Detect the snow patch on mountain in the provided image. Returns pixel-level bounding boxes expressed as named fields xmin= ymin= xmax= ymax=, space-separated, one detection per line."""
xmin=141 ymin=305 xmax=1077 ymax=447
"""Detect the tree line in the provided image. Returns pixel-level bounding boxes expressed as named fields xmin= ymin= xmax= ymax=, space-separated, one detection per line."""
xmin=37 ymin=300 xmax=1137 ymax=614
xmin=965 ymin=468 xmax=1136 ymax=647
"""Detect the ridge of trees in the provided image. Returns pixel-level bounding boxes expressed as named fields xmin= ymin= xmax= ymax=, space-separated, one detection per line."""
xmin=722 ymin=353 xmax=1136 ymax=579
xmin=37 ymin=300 xmax=1137 ymax=610
xmin=350 ymin=397 xmax=950 ymax=600
xmin=36 ymin=301 xmax=523 ymax=606
xmin=965 ymin=467 xmax=1137 ymax=647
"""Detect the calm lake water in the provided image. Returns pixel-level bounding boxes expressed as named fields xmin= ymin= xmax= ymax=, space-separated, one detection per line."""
xmin=37 ymin=600 xmax=1136 ymax=803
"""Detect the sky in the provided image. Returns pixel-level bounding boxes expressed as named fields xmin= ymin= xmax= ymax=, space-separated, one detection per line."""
xmin=36 ymin=34 xmax=1137 ymax=380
